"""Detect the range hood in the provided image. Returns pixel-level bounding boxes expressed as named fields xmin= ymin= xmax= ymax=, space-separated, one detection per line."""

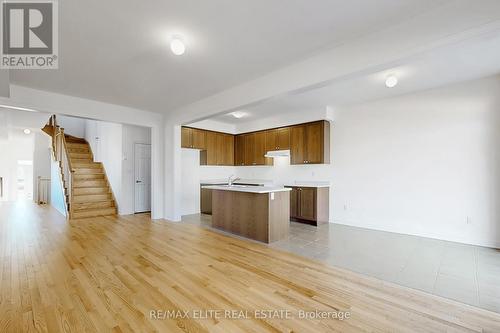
xmin=265 ymin=149 xmax=290 ymax=158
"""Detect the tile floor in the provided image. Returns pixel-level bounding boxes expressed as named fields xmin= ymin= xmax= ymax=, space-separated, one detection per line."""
xmin=182 ymin=213 xmax=500 ymax=313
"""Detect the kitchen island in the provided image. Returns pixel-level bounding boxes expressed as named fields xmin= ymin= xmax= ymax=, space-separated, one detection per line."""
xmin=202 ymin=185 xmax=291 ymax=243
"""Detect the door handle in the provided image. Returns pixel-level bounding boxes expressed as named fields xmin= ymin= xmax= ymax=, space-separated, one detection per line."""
xmin=136 ymin=180 xmax=142 ymax=183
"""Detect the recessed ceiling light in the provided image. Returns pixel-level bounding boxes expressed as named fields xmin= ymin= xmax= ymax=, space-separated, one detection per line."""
xmin=230 ymin=111 xmax=247 ymax=119
xmin=23 ymin=129 xmax=31 ymax=135
xmin=385 ymin=75 xmax=398 ymax=88
xmin=170 ymin=38 xmax=186 ymax=56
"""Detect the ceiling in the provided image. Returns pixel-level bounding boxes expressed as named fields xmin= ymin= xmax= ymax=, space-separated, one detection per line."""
xmin=209 ymin=30 xmax=500 ymax=124
xmin=10 ymin=0 xmax=451 ymax=113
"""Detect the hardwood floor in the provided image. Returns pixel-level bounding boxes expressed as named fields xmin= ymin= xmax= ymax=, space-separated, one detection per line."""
xmin=1 ymin=201 xmax=500 ymax=332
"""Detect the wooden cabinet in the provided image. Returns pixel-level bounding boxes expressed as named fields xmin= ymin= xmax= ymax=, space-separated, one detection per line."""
xmin=235 ymin=135 xmax=245 ymax=166
xmin=266 ymin=128 xmax=290 ymax=151
xmin=290 ymin=121 xmax=330 ymax=165
xmin=204 ymin=131 xmax=218 ymax=165
xmin=235 ymin=132 xmax=272 ymax=166
xmin=181 ymin=127 xmax=206 ymax=149
xmin=192 ymin=129 xmax=206 ymax=149
xmin=243 ymin=134 xmax=255 ymax=165
xmin=181 ymin=127 xmax=192 ymax=148
xmin=287 ymin=186 xmax=329 ymax=226
xmin=254 ymin=131 xmax=269 ymax=165
xmin=216 ymin=133 xmax=234 ymax=166
xmin=183 ymin=120 xmax=329 ymax=166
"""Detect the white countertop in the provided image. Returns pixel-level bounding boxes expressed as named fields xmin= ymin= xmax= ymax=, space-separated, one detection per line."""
xmin=284 ymin=181 xmax=331 ymax=188
xmin=202 ymin=185 xmax=291 ymax=194
xmin=200 ymin=179 xmax=273 ymax=186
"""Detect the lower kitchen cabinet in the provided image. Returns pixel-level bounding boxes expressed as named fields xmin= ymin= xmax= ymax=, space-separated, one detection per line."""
xmin=286 ymin=186 xmax=329 ymax=226
xmin=200 ymin=187 xmax=213 ymax=214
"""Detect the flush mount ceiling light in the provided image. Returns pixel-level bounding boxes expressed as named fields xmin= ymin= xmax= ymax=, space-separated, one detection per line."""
xmin=385 ymin=75 xmax=398 ymax=88
xmin=170 ymin=37 xmax=186 ymax=56
xmin=230 ymin=111 xmax=247 ymax=119
xmin=23 ymin=129 xmax=31 ymax=135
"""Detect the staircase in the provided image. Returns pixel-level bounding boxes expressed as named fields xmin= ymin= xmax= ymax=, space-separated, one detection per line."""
xmin=42 ymin=115 xmax=117 ymax=219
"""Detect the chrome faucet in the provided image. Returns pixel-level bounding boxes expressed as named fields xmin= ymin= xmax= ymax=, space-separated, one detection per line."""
xmin=228 ymin=175 xmax=241 ymax=186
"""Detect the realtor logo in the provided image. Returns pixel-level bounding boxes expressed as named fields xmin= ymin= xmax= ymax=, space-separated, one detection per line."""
xmin=1 ymin=0 xmax=58 ymax=68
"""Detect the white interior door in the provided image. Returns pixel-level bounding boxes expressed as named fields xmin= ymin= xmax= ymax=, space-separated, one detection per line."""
xmin=134 ymin=143 xmax=151 ymax=213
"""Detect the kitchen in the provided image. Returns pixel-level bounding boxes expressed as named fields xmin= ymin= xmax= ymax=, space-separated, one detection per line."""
xmin=181 ymin=117 xmax=332 ymax=243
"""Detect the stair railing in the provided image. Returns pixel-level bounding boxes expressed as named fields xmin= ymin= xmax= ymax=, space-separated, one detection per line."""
xmin=49 ymin=115 xmax=74 ymax=218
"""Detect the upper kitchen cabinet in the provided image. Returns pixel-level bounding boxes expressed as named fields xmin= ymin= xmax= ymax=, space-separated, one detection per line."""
xmin=290 ymin=121 xmax=330 ymax=165
xmin=265 ymin=127 xmax=290 ymax=152
xmin=204 ymin=131 xmax=218 ymax=165
xmin=234 ymin=134 xmax=245 ymax=166
xmin=181 ymin=127 xmax=192 ymax=148
xmin=255 ymin=131 xmax=273 ymax=165
xmin=216 ymin=133 xmax=234 ymax=166
xmin=181 ymin=127 xmax=206 ymax=149
xmin=236 ymin=132 xmax=272 ymax=166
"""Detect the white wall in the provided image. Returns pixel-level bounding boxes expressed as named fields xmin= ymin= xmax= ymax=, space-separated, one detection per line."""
xmin=330 ymin=75 xmax=500 ymax=248
xmin=57 ymin=115 xmax=86 ymax=138
xmin=32 ymin=132 xmax=51 ymax=203
xmin=0 ymin=130 xmax=34 ymax=201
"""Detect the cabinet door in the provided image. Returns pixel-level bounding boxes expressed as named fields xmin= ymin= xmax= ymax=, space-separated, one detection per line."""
xmin=216 ymin=133 xmax=226 ymax=165
xmin=244 ymin=134 xmax=255 ymax=165
xmin=191 ymin=129 xmax=206 ymax=149
xmin=290 ymin=125 xmax=306 ymax=165
xmin=277 ymin=127 xmax=290 ymax=150
xmin=235 ymin=135 xmax=245 ymax=166
xmin=205 ymin=131 xmax=218 ymax=165
xmin=305 ymin=122 xmax=323 ymax=164
xmin=289 ymin=187 xmax=299 ymax=218
xmin=298 ymin=188 xmax=316 ymax=221
xmin=181 ymin=127 xmax=192 ymax=148
xmin=254 ymin=131 xmax=267 ymax=165
xmin=265 ymin=129 xmax=278 ymax=151
xmin=224 ymin=134 xmax=234 ymax=165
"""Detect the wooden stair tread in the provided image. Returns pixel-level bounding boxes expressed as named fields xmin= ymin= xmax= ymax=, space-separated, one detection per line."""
xmin=71 ymin=207 xmax=117 ymax=219
xmin=73 ymin=180 xmax=107 ymax=187
xmin=73 ymin=162 xmax=102 ymax=168
xmin=72 ymin=200 xmax=115 ymax=211
xmin=73 ymin=174 xmax=105 ymax=180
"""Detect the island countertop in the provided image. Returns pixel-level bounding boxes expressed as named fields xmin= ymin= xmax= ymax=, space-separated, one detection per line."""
xmin=202 ymin=185 xmax=291 ymax=194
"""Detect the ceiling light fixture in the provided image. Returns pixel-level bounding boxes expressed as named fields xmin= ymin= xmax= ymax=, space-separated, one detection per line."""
xmin=23 ymin=129 xmax=31 ymax=135
xmin=230 ymin=111 xmax=247 ymax=119
xmin=170 ymin=37 xmax=186 ymax=56
xmin=385 ymin=75 xmax=398 ymax=88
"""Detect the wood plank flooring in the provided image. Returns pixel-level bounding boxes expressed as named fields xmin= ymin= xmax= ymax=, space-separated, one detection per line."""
xmin=1 ymin=201 xmax=500 ymax=332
